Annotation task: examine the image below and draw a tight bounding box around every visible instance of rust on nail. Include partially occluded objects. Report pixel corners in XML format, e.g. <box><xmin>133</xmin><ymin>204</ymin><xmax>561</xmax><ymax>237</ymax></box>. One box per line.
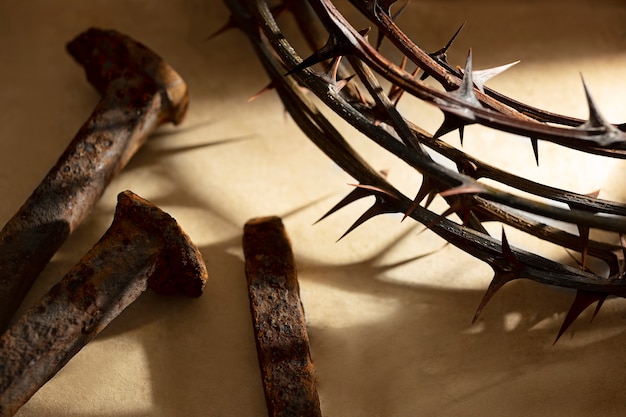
<box><xmin>243</xmin><ymin>216</ymin><xmax>322</xmax><ymax>417</ymax></box>
<box><xmin>0</xmin><ymin>191</ymin><xmax>207</xmax><ymax>417</ymax></box>
<box><xmin>0</xmin><ymin>28</ymin><xmax>189</xmax><ymax>330</ymax></box>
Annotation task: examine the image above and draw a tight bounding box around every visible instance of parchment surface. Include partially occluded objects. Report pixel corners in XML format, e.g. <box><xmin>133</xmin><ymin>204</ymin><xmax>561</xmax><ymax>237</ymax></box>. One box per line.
<box><xmin>2</xmin><ymin>1</ymin><xmax>626</xmax><ymax>416</ymax></box>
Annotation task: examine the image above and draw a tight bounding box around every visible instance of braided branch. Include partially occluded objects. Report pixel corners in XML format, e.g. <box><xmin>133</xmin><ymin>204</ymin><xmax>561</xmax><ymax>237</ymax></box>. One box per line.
<box><xmin>222</xmin><ymin>0</ymin><xmax>626</xmax><ymax>339</ymax></box>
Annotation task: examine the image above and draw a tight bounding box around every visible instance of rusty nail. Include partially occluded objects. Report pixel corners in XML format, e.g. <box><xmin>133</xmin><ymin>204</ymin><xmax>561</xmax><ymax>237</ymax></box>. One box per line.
<box><xmin>0</xmin><ymin>28</ymin><xmax>189</xmax><ymax>330</ymax></box>
<box><xmin>243</xmin><ymin>216</ymin><xmax>322</xmax><ymax>417</ymax></box>
<box><xmin>0</xmin><ymin>190</ymin><xmax>207</xmax><ymax>417</ymax></box>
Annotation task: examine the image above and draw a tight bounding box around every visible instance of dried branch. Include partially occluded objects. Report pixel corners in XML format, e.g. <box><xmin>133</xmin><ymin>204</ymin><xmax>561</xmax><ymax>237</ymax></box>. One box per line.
<box><xmin>222</xmin><ymin>0</ymin><xmax>626</xmax><ymax>338</ymax></box>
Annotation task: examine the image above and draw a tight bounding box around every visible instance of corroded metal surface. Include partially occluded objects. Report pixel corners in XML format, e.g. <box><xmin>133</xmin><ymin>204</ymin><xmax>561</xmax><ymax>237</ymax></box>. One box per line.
<box><xmin>243</xmin><ymin>216</ymin><xmax>322</xmax><ymax>417</ymax></box>
<box><xmin>0</xmin><ymin>28</ymin><xmax>188</xmax><ymax>330</ymax></box>
<box><xmin>0</xmin><ymin>191</ymin><xmax>207</xmax><ymax>417</ymax></box>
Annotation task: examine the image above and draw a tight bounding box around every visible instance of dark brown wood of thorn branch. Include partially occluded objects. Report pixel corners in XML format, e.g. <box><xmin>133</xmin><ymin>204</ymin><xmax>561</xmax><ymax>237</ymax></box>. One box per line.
<box><xmin>223</xmin><ymin>0</ymin><xmax>626</xmax><ymax>324</ymax></box>
<box><xmin>243</xmin><ymin>216</ymin><xmax>322</xmax><ymax>417</ymax></box>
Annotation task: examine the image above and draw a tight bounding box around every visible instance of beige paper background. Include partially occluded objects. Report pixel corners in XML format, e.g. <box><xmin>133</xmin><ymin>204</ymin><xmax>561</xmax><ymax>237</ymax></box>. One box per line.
<box><xmin>2</xmin><ymin>1</ymin><xmax>626</xmax><ymax>416</ymax></box>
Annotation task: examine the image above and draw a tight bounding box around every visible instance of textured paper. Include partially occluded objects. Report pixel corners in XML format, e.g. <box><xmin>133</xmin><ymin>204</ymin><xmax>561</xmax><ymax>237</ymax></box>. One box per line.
<box><xmin>1</xmin><ymin>1</ymin><xmax>626</xmax><ymax>416</ymax></box>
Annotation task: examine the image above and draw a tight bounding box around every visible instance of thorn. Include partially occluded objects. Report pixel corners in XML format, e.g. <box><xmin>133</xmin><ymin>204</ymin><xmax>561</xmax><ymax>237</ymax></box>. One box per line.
<box><xmin>453</xmin><ymin>49</ymin><xmax>481</xmax><ymax>106</ymax></box>
<box><xmin>388</xmin><ymin>55</ymin><xmax>408</xmax><ymax>103</ymax></box>
<box><xmin>349</xmin><ymin>182</ymin><xmax>396</xmax><ymax>198</ymax></box>
<box><xmin>434</xmin><ymin>50</ymin><xmax>481</xmax><ymax>140</ymax></box>
<box><xmin>586</xmin><ymin>190</ymin><xmax>601</xmax><ymax>199</ymax></box>
<box><xmin>285</xmin><ymin>41</ymin><xmax>338</xmax><ymax>76</ymax></box>
<box><xmin>590</xmin><ymin>296</ymin><xmax>606</xmax><ymax>322</ymax></box>
<box><xmin>325</xmin><ymin>56</ymin><xmax>343</xmax><ymax>84</ymax></box>
<box><xmin>285</xmin><ymin>29</ymin><xmax>362</xmax><ymax>76</ymax></box>
<box><xmin>473</xmin><ymin>270</ymin><xmax>517</xmax><ymax>323</ymax></box>
<box><xmin>377</xmin><ymin>0</ymin><xmax>400</xmax><ymax>16</ymax></box>
<box><xmin>433</xmin><ymin>112</ymin><xmax>469</xmax><ymax>142</ymax></box>
<box><xmin>576</xmin><ymin>224</ymin><xmax>590</xmax><ymax>270</ymax></box>
<box><xmin>612</xmin><ymin>234</ymin><xmax>626</xmax><ymax>277</ymax></box>
<box><xmin>438</xmin><ymin>183</ymin><xmax>486</xmax><ymax>198</ymax></box>
<box><xmin>315</xmin><ymin>177</ymin><xmax>395</xmax><ymax>225</ymax></box>
<box><xmin>423</xmin><ymin>188</ymin><xmax>438</xmax><ymax>209</ymax></box>
<box><xmin>248</xmin><ymin>79</ymin><xmax>312</xmax><ymax>102</ymax></box>
<box><xmin>500</xmin><ymin>227</ymin><xmax>520</xmax><ymax>267</ymax></box>
<box><xmin>554</xmin><ymin>291</ymin><xmax>605</xmax><ymax>344</ymax></box>
<box><xmin>580</xmin><ymin>75</ymin><xmax>611</xmax><ymax>129</ymax></box>
<box><xmin>435</xmin><ymin>21</ymin><xmax>466</xmax><ymax>63</ymax></box>
<box><xmin>334</xmin><ymin>73</ymin><xmax>357</xmax><ymax>93</ymax></box>
<box><xmin>337</xmin><ymin>194</ymin><xmax>399</xmax><ymax>241</ymax></box>
<box><xmin>456</xmin><ymin>159</ymin><xmax>480</xmax><ymax>179</ymax></box>
<box><xmin>375</xmin><ymin>0</ymin><xmax>410</xmax><ymax>50</ymax></box>
<box><xmin>421</xmin><ymin>21</ymin><xmax>466</xmax><ymax>81</ymax></box>
<box><xmin>207</xmin><ymin>2</ymin><xmax>291</xmax><ymax>41</ymax></box>
<box><xmin>248</xmin><ymin>80</ymin><xmax>276</xmax><ymax>102</ymax></box>
<box><xmin>353</xmin><ymin>83</ymin><xmax>369</xmax><ymax>106</ymax></box>
<box><xmin>402</xmin><ymin>176</ymin><xmax>440</xmax><ymax>221</ymax></box>
<box><xmin>473</xmin><ymin>228</ymin><xmax>521</xmax><ymax>323</ymax></box>
<box><xmin>388</xmin><ymin>54</ymin><xmax>407</xmax><ymax>95</ymax></box>
<box><xmin>315</xmin><ymin>185</ymin><xmax>375</xmax><ymax>224</ymax></box>
<box><xmin>393</xmin><ymin>0</ymin><xmax>411</xmax><ymax>19</ymax></box>
<box><xmin>471</xmin><ymin>61</ymin><xmax>520</xmax><ymax>93</ymax></box>
<box><xmin>321</xmin><ymin>59</ymin><xmax>357</xmax><ymax>94</ymax></box>
<box><xmin>578</xmin><ymin>75</ymin><xmax>624</xmax><ymax>146</ymax></box>
<box><xmin>530</xmin><ymin>137</ymin><xmax>539</xmax><ymax>166</ymax></box>
<box><xmin>422</xmin><ymin>186</ymin><xmax>481</xmax><ymax>231</ymax></box>
<box><xmin>392</xmin><ymin>65</ymin><xmax>421</xmax><ymax>106</ymax></box>
<box><xmin>205</xmin><ymin>15</ymin><xmax>237</xmax><ymax>41</ymax></box>
<box><xmin>566</xmin><ymin>191</ymin><xmax>600</xmax><ymax>271</ymax></box>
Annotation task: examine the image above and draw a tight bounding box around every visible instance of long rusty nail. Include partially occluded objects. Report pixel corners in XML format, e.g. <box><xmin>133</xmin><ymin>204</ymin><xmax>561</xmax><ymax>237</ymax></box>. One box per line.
<box><xmin>0</xmin><ymin>190</ymin><xmax>207</xmax><ymax>417</ymax></box>
<box><xmin>243</xmin><ymin>216</ymin><xmax>322</xmax><ymax>417</ymax></box>
<box><xmin>0</xmin><ymin>28</ymin><xmax>189</xmax><ymax>330</ymax></box>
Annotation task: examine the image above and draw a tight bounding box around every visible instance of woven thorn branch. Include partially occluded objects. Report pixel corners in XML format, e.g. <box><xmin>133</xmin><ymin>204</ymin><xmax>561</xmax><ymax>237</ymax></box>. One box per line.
<box><xmin>220</xmin><ymin>0</ymin><xmax>626</xmax><ymax>341</ymax></box>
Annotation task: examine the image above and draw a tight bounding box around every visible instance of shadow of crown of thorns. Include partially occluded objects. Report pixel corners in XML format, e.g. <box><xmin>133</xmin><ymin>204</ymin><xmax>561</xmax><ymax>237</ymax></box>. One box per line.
<box><xmin>220</xmin><ymin>0</ymin><xmax>626</xmax><ymax>342</ymax></box>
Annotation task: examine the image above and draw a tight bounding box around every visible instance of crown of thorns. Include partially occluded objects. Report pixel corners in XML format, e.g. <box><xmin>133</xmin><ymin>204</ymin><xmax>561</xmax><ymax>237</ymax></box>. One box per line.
<box><xmin>221</xmin><ymin>0</ymin><xmax>626</xmax><ymax>341</ymax></box>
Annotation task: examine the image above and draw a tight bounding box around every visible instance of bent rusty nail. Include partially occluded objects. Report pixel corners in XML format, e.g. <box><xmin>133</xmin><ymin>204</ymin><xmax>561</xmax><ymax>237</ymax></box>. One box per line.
<box><xmin>0</xmin><ymin>190</ymin><xmax>207</xmax><ymax>417</ymax></box>
<box><xmin>0</xmin><ymin>28</ymin><xmax>188</xmax><ymax>330</ymax></box>
<box><xmin>243</xmin><ymin>216</ymin><xmax>322</xmax><ymax>417</ymax></box>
